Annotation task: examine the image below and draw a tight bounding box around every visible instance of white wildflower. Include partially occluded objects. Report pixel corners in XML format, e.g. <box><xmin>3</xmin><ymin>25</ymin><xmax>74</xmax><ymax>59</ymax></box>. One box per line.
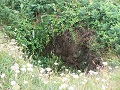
<box><xmin>89</xmin><ymin>70</ymin><xmax>94</xmax><ymax>75</ymax></box>
<box><xmin>53</xmin><ymin>81</ymin><xmax>57</xmax><ymax>84</ymax></box>
<box><xmin>32</xmin><ymin>75</ymin><xmax>35</xmax><ymax>77</ymax></box>
<box><xmin>39</xmin><ymin>74</ymin><xmax>43</xmax><ymax>77</ymax></box>
<box><xmin>40</xmin><ymin>68</ymin><xmax>45</xmax><ymax>73</ymax></box>
<box><xmin>15</xmin><ymin>70</ymin><xmax>20</xmax><ymax>73</ymax></box>
<box><xmin>65</xmin><ymin>69</ymin><xmax>69</xmax><ymax>72</ymax></box>
<box><xmin>54</xmin><ymin>62</ymin><xmax>58</xmax><ymax>65</ymax></box>
<box><xmin>15</xmin><ymin>73</ymin><xmax>18</xmax><ymax>78</ymax></box>
<box><xmin>43</xmin><ymin>80</ymin><xmax>49</xmax><ymax>84</ymax></box>
<box><xmin>68</xmin><ymin>86</ymin><xmax>75</xmax><ymax>90</ymax></box>
<box><xmin>62</xmin><ymin>77</ymin><xmax>69</xmax><ymax>82</ymax></box>
<box><xmin>20</xmin><ymin>67</ymin><xmax>26</xmax><ymax>72</ymax></box>
<box><xmin>72</xmin><ymin>74</ymin><xmax>79</xmax><ymax>79</ymax></box>
<box><xmin>27</xmin><ymin>67</ymin><xmax>33</xmax><ymax>72</ymax></box>
<box><xmin>8</xmin><ymin>53</ymin><xmax>12</xmax><ymax>56</ymax></box>
<box><xmin>102</xmin><ymin>85</ymin><xmax>106</xmax><ymax>90</ymax></box>
<box><xmin>14</xmin><ymin>46</ymin><xmax>19</xmax><ymax>50</ymax></box>
<box><xmin>102</xmin><ymin>62</ymin><xmax>108</xmax><ymax>66</ymax></box>
<box><xmin>96</xmin><ymin>77</ymin><xmax>100</xmax><ymax>81</ymax></box>
<box><xmin>11</xmin><ymin>39</ymin><xmax>16</xmax><ymax>43</ymax></box>
<box><xmin>14</xmin><ymin>63</ymin><xmax>19</xmax><ymax>67</ymax></box>
<box><xmin>72</xmin><ymin>73</ymin><xmax>75</xmax><ymax>75</ymax></box>
<box><xmin>102</xmin><ymin>79</ymin><xmax>106</xmax><ymax>82</ymax></box>
<box><xmin>10</xmin><ymin>81</ymin><xmax>16</xmax><ymax>86</ymax></box>
<box><xmin>12</xmin><ymin>84</ymin><xmax>20</xmax><ymax>90</ymax></box>
<box><xmin>1</xmin><ymin>73</ymin><xmax>5</xmax><ymax>78</ymax></box>
<box><xmin>24</xmin><ymin>80</ymin><xmax>28</xmax><ymax>84</ymax></box>
<box><xmin>96</xmin><ymin>66</ymin><xmax>100</xmax><ymax>70</ymax></box>
<box><xmin>38</xmin><ymin>61</ymin><xmax>41</xmax><ymax>63</ymax></box>
<box><xmin>60</xmin><ymin>73</ymin><xmax>64</xmax><ymax>77</ymax></box>
<box><xmin>81</xmin><ymin>81</ymin><xmax>86</xmax><ymax>85</ymax></box>
<box><xmin>19</xmin><ymin>55</ymin><xmax>22</xmax><ymax>59</ymax></box>
<box><xmin>46</xmin><ymin>68</ymin><xmax>52</xmax><ymax>72</ymax></box>
<box><xmin>115</xmin><ymin>66</ymin><xmax>119</xmax><ymax>69</ymax></box>
<box><xmin>11</xmin><ymin>63</ymin><xmax>19</xmax><ymax>71</ymax></box>
<box><xmin>45</xmin><ymin>74</ymin><xmax>49</xmax><ymax>77</ymax></box>
<box><xmin>26</xmin><ymin>63</ymin><xmax>33</xmax><ymax>68</ymax></box>
<box><xmin>78</xmin><ymin>70</ymin><xmax>81</xmax><ymax>73</ymax></box>
<box><xmin>9</xmin><ymin>39</ymin><xmax>16</xmax><ymax>45</ymax></box>
<box><xmin>10</xmin><ymin>48</ymin><xmax>15</xmax><ymax>51</ymax></box>
<box><xmin>59</xmin><ymin>84</ymin><xmax>68</xmax><ymax>90</ymax></box>
<box><xmin>38</xmin><ymin>77</ymin><xmax>41</xmax><ymax>79</ymax></box>
<box><xmin>79</xmin><ymin>73</ymin><xmax>83</xmax><ymax>76</ymax></box>
<box><xmin>93</xmin><ymin>72</ymin><xmax>98</xmax><ymax>75</ymax></box>
<box><xmin>83</xmin><ymin>79</ymin><xmax>87</xmax><ymax>82</ymax></box>
<box><xmin>15</xmin><ymin>28</ymin><xmax>17</xmax><ymax>31</ymax></box>
<box><xmin>109</xmin><ymin>66</ymin><xmax>112</xmax><ymax>70</ymax></box>
<box><xmin>22</xmin><ymin>44</ymin><xmax>26</xmax><ymax>47</ymax></box>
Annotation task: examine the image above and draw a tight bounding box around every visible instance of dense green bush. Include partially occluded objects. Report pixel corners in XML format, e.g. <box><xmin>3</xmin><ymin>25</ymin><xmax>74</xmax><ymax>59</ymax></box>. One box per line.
<box><xmin>0</xmin><ymin>0</ymin><xmax>120</xmax><ymax>67</ymax></box>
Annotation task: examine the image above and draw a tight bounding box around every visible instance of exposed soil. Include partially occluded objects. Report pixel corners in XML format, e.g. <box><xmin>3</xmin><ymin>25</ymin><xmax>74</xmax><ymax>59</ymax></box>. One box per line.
<box><xmin>44</xmin><ymin>28</ymin><xmax>102</xmax><ymax>72</ymax></box>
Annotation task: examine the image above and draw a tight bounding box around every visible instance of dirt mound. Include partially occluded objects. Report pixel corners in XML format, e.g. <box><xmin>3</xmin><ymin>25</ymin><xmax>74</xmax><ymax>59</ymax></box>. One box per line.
<box><xmin>44</xmin><ymin>28</ymin><xmax>102</xmax><ymax>72</ymax></box>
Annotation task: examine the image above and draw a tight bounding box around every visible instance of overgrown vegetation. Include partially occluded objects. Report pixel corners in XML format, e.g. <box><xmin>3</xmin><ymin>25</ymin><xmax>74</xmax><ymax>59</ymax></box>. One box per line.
<box><xmin>0</xmin><ymin>0</ymin><xmax>120</xmax><ymax>89</ymax></box>
<box><xmin>0</xmin><ymin>37</ymin><xmax>120</xmax><ymax>90</ymax></box>
<box><xmin>0</xmin><ymin>34</ymin><xmax>120</xmax><ymax>90</ymax></box>
<box><xmin>0</xmin><ymin>0</ymin><xmax>120</xmax><ymax>69</ymax></box>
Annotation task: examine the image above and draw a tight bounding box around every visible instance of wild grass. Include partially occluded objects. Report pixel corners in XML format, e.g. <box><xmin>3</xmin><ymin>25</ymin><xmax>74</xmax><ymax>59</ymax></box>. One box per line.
<box><xmin>0</xmin><ymin>30</ymin><xmax>120</xmax><ymax>90</ymax></box>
